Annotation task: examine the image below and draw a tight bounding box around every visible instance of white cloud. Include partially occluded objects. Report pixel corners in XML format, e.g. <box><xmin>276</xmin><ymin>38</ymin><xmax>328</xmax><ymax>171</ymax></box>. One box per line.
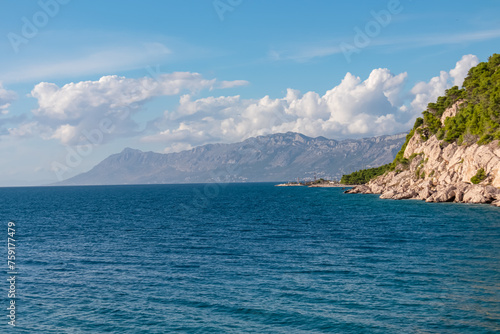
<box><xmin>11</xmin><ymin>72</ymin><xmax>246</xmax><ymax>145</ymax></box>
<box><xmin>144</xmin><ymin>54</ymin><xmax>481</xmax><ymax>152</ymax></box>
<box><xmin>217</xmin><ymin>80</ymin><xmax>249</xmax><ymax>89</ymax></box>
<box><xmin>50</xmin><ymin>124</ymin><xmax>78</xmax><ymax>143</ymax></box>
<box><xmin>31</xmin><ymin>73</ymin><xmax>219</xmax><ymax>120</ymax></box>
<box><xmin>410</xmin><ymin>54</ymin><xmax>478</xmax><ymax>113</ymax></box>
<box><xmin>12</xmin><ymin>54</ymin><xmax>481</xmax><ymax>155</ymax></box>
<box><xmin>449</xmin><ymin>54</ymin><xmax>479</xmax><ymax>86</ymax></box>
<box><xmin>163</xmin><ymin>142</ymin><xmax>194</xmax><ymax>153</ymax></box>
<box><xmin>143</xmin><ymin>68</ymin><xmax>410</xmax><ymax>149</ymax></box>
<box><xmin>0</xmin><ymin>83</ymin><xmax>17</xmax><ymax>114</ymax></box>
<box><xmin>410</xmin><ymin>70</ymin><xmax>450</xmax><ymax>114</ymax></box>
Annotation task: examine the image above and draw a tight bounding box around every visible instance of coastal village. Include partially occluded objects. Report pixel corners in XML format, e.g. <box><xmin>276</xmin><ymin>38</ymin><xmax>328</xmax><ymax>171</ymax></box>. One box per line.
<box><xmin>275</xmin><ymin>175</ymin><xmax>352</xmax><ymax>188</ymax></box>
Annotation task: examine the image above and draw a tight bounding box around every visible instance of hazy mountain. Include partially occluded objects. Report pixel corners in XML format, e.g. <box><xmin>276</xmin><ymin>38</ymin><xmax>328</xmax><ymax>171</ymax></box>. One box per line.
<box><xmin>55</xmin><ymin>132</ymin><xmax>407</xmax><ymax>185</ymax></box>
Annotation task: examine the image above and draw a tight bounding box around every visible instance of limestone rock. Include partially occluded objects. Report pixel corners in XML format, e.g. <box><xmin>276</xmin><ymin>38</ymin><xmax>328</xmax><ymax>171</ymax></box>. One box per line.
<box><xmin>346</xmin><ymin>102</ymin><xmax>500</xmax><ymax>207</ymax></box>
<box><xmin>463</xmin><ymin>185</ymin><xmax>500</xmax><ymax>204</ymax></box>
<box><xmin>345</xmin><ymin>185</ymin><xmax>371</xmax><ymax>194</ymax></box>
<box><xmin>440</xmin><ymin>100</ymin><xmax>464</xmax><ymax>125</ymax></box>
<box><xmin>380</xmin><ymin>190</ymin><xmax>396</xmax><ymax>199</ymax></box>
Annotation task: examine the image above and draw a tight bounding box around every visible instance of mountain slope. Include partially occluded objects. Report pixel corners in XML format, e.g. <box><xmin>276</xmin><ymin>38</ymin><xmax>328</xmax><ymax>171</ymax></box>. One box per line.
<box><xmin>346</xmin><ymin>54</ymin><xmax>500</xmax><ymax>206</ymax></box>
<box><xmin>55</xmin><ymin>132</ymin><xmax>406</xmax><ymax>185</ymax></box>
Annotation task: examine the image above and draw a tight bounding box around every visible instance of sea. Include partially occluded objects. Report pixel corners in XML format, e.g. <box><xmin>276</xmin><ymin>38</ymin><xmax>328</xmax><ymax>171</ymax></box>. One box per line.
<box><xmin>1</xmin><ymin>183</ymin><xmax>499</xmax><ymax>333</ymax></box>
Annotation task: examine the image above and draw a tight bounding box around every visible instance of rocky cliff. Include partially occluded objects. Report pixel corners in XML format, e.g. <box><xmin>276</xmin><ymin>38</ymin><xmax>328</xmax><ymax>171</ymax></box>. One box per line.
<box><xmin>346</xmin><ymin>54</ymin><xmax>500</xmax><ymax>207</ymax></box>
<box><xmin>347</xmin><ymin>119</ymin><xmax>500</xmax><ymax>206</ymax></box>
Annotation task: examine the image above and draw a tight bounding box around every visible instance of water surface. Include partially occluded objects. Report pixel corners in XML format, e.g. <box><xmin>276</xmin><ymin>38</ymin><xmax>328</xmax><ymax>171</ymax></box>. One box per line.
<box><xmin>1</xmin><ymin>184</ymin><xmax>499</xmax><ymax>333</ymax></box>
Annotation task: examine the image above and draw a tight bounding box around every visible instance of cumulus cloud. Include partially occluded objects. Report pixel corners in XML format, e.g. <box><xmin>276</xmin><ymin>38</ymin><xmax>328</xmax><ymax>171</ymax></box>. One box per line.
<box><xmin>144</xmin><ymin>55</ymin><xmax>480</xmax><ymax>152</ymax></box>
<box><xmin>410</xmin><ymin>70</ymin><xmax>450</xmax><ymax>115</ymax></box>
<box><xmin>449</xmin><ymin>54</ymin><xmax>479</xmax><ymax>86</ymax></box>
<box><xmin>410</xmin><ymin>54</ymin><xmax>479</xmax><ymax>113</ymax></box>
<box><xmin>10</xmin><ymin>54</ymin><xmax>481</xmax><ymax>154</ymax></box>
<box><xmin>18</xmin><ymin>72</ymin><xmax>247</xmax><ymax>144</ymax></box>
<box><xmin>0</xmin><ymin>83</ymin><xmax>17</xmax><ymax>114</ymax></box>
<box><xmin>32</xmin><ymin>73</ymin><xmax>224</xmax><ymax>120</ymax></box>
<box><xmin>143</xmin><ymin>68</ymin><xmax>410</xmax><ymax>148</ymax></box>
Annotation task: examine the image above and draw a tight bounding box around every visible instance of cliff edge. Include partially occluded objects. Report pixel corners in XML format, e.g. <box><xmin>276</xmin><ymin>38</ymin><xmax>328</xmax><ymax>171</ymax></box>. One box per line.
<box><xmin>346</xmin><ymin>54</ymin><xmax>500</xmax><ymax>207</ymax></box>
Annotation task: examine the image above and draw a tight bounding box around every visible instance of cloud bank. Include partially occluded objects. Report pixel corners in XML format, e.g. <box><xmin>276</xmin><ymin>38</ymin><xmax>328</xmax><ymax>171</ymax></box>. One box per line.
<box><xmin>144</xmin><ymin>69</ymin><xmax>408</xmax><ymax>147</ymax></box>
<box><xmin>6</xmin><ymin>54</ymin><xmax>479</xmax><ymax>153</ymax></box>
<box><xmin>144</xmin><ymin>54</ymin><xmax>479</xmax><ymax>150</ymax></box>
<box><xmin>20</xmin><ymin>72</ymin><xmax>248</xmax><ymax>144</ymax></box>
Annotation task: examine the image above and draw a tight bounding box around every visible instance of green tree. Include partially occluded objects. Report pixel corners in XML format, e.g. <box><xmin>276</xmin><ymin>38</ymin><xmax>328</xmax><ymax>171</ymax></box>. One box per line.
<box><xmin>341</xmin><ymin>54</ymin><xmax>500</xmax><ymax>185</ymax></box>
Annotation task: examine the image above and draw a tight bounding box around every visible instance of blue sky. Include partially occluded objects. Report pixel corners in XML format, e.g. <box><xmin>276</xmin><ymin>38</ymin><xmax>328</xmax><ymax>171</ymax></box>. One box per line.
<box><xmin>0</xmin><ymin>0</ymin><xmax>499</xmax><ymax>186</ymax></box>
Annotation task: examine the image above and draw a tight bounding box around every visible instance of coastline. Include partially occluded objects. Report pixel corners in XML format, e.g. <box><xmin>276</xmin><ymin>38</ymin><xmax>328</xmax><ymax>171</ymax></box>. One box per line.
<box><xmin>308</xmin><ymin>183</ymin><xmax>354</xmax><ymax>188</ymax></box>
<box><xmin>275</xmin><ymin>183</ymin><xmax>355</xmax><ymax>188</ymax></box>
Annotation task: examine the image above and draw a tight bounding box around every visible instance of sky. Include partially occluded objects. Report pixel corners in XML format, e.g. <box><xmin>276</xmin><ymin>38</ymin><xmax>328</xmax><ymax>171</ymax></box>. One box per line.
<box><xmin>0</xmin><ymin>0</ymin><xmax>499</xmax><ymax>186</ymax></box>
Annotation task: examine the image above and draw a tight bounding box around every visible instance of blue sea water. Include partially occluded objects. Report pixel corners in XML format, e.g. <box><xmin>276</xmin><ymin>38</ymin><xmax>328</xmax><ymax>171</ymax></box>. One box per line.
<box><xmin>1</xmin><ymin>183</ymin><xmax>499</xmax><ymax>333</ymax></box>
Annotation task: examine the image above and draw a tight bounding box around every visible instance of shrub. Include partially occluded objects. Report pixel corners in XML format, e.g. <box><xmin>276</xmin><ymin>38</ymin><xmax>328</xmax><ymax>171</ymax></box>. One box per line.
<box><xmin>412</xmin><ymin>54</ymin><xmax>500</xmax><ymax>146</ymax></box>
<box><xmin>341</xmin><ymin>163</ymin><xmax>392</xmax><ymax>185</ymax></box>
<box><xmin>442</xmin><ymin>54</ymin><xmax>500</xmax><ymax>145</ymax></box>
<box><xmin>346</xmin><ymin>55</ymin><xmax>499</xmax><ymax>188</ymax></box>
<box><xmin>413</xmin><ymin>117</ymin><xmax>424</xmax><ymax>129</ymax></box>
<box><xmin>391</xmin><ymin>129</ymin><xmax>415</xmax><ymax>169</ymax></box>
<box><xmin>471</xmin><ymin>168</ymin><xmax>487</xmax><ymax>184</ymax></box>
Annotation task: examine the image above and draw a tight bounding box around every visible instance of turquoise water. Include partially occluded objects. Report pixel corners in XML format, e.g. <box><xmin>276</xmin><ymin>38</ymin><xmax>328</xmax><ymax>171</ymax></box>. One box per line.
<box><xmin>1</xmin><ymin>184</ymin><xmax>500</xmax><ymax>333</ymax></box>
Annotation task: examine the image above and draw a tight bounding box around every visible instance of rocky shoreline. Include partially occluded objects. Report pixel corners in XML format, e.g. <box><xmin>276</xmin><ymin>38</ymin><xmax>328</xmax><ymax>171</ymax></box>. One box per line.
<box><xmin>308</xmin><ymin>183</ymin><xmax>352</xmax><ymax>188</ymax></box>
<box><xmin>346</xmin><ymin>101</ymin><xmax>500</xmax><ymax>207</ymax></box>
<box><xmin>276</xmin><ymin>182</ymin><xmax>353</xmax><ymax>188</ymax></box>
<box><xmin>346</xmin><ymin>181</ymin><xmax>500</xmax><ymax>207</ymax></box>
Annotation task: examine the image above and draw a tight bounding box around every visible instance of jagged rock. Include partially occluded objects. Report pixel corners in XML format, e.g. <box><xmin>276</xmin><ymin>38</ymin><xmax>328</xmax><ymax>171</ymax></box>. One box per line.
<box><xmin>427</xmin><ymin>185</ymin><xmax>456</xmax><ymax>203</ymax></box>
<box><xmin>417</xmin><ymin>186</ymin><xmax>432</xmax><ymax>200</ymax></box>
<box><xmin>346</xmin><ymin>102</ymin><xmax>500</xmax><ymax>207</ymax></box>
<box><xmin>463</xmin><ymin>185</ymin><xmax>500</xmax><ymax>204</ymax></box>
<box><xmin>393</xmin><ymin>190</ymin><xmax>418</xmax><ymax>200</ymax></box>
<box><xmin>345</xmin><ymin>185</ymin><xmax>371</xmax><ymax>194</ymax></box>
<box><xmin>454</xmin><ymin>182</ymin><xmax>471</xmax><ymax>202</ymax></box>
<box><xmin>486</xmin><ymin>185</ymin><xmax>500</xmax><ymax>199</ymax></box>
<box><xmin>440</xmin><ymin>100</ymin><xmax>464</xmax><ymax>125</ymax></box>
<box><xmin>380</xmin><ymin>190</ymin><xmax>397</xmax><ymax>199</ymax></box>
<box><xmin>369</xmin><ymin>183</ymin><xmax>386</xmax><ymax>194</ymax></box>
<box><xmin>463</xmin><ymin>186</ymin><xmax>491</xmax><ymax>204</ymax></box>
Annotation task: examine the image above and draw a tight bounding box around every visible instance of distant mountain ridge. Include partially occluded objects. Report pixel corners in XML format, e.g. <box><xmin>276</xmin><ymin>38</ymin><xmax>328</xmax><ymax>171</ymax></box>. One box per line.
<box><xmin>54</xmin><ymin>132</ymin><xmax>406</xmax><ymax>185</ymax></box>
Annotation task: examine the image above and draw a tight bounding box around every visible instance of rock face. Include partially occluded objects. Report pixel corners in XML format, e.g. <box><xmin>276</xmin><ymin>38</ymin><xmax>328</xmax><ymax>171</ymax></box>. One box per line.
<box><xmin>440</xmin><ymin>99</ymin><xmax>464</xmax><ymax>125</ymax></box>
<box><xmin>346</xmin><ymin>103</ymin><xmax>500</xmax><ymax>207</ymax></box>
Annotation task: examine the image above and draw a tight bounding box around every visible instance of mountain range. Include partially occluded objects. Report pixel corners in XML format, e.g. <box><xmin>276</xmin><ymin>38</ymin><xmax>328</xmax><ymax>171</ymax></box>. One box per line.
<box><xmin>55</xmin><ymin>132</ymin><xmax>406</xmax><ymax>185</ymax></box>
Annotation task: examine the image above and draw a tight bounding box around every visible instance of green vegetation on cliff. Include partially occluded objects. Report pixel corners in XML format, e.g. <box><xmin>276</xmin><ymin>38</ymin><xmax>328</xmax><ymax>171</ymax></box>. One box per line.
<box><xmin>340</xmin><ymin>163</ymin><xmax>392</xmax><ymax>185</ymax></box>
<box><xmin>341</xmin><ymin>54</ymin><xmax>500</xmax><ymax>184</ymax></box>
<box><xmin>420</xmin><ymin>54</ymin><xmax>500</xmax><ymax>144</ymax></box>
<box><xmin>471</xmin><ymin>168</ymin><xmax>487</xmax><ymax>184</ymax></box>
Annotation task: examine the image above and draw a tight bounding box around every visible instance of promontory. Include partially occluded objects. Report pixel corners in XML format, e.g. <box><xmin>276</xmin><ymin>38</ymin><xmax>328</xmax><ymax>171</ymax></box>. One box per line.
<box><xmin>345</xmin><ymin>54</ymin><xmax>500</xmax><ymax>207</ymax></box>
